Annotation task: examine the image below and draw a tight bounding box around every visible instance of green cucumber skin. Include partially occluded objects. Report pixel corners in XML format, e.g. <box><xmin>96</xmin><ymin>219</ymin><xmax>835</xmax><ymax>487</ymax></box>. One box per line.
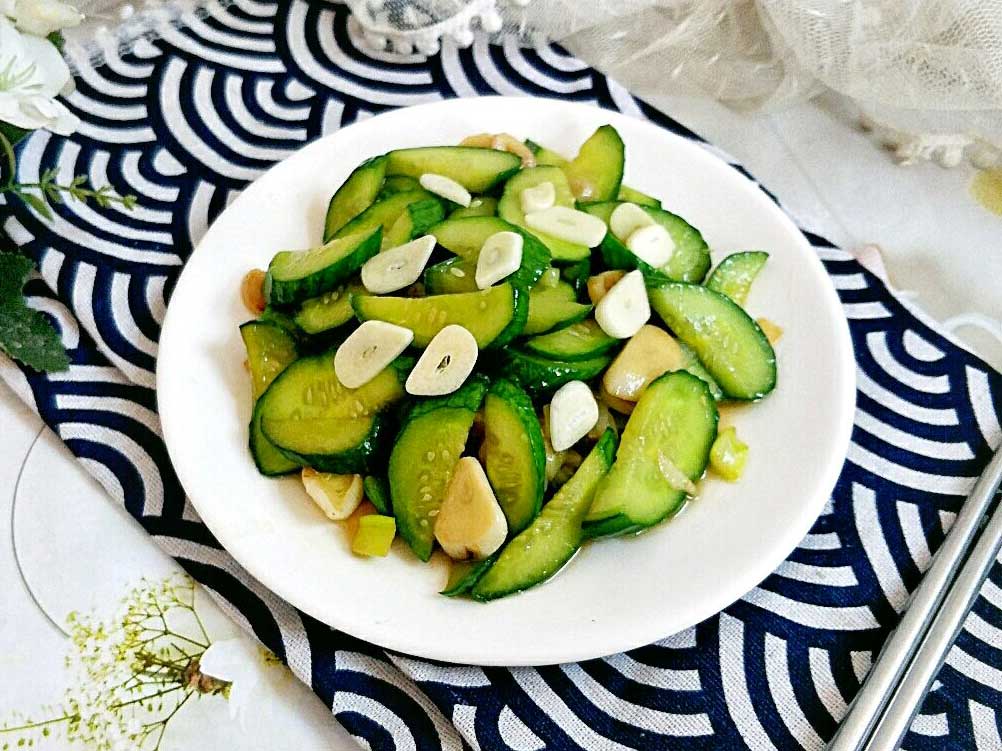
<box><xmin>386</xmin><ymin>147</ymin><xmax>521</xmax><ymax>192</ymax></box>
<box><xmin>323</xmin><ymin>155</ymin><xmax>387</xmax><ymax>241</ymax></box>
<box><xmin>471</xmin><ymin>429</ymin><xmax>617</xmax><ymax>601</ymax></box>
<box><xmin>524</xmin><ymin>139</ymin><xmax>568</xmax><ymax>167</ymax></box>
<box><xmin>423</xmin><ymin>257</ymin><xmax>479</xmax><ymax>294</ymax></box>
<box><xmin>331</xmin><ymin>190</ymin><xmax>432</xmax><ymax>242</ymax></box>
<box><xmin>580</xmin><ymin>202</ymin><xmax>711</xmax><ymax>284</ymax></box>
<box><xmin>293</xmin><ymin>285</ymin><xmax>359</xmax><ymax>335</ymax></box>
<box><xmin>563</xmin><ymin>125</ymin><xmax>625</xmax><ymax>203</ymax></box>
<box><xmin>616</xmin><ymin>184</ymin><xmax>661</xmax><ymax>208</ymax></box>
<box><xmin>273</xmin><ymin>414</ymin><xmax>393</xmax><ymax>475</ymax></box>
<box><xmin>524</xmin><ymin>319</ymin><xmax>619</xmax><ymax>361</ymax></box>
<box><xmin>266</xmin><ymin>227</ymin><xmax>382</xmax><ymax>307</ymax></box>
<box><xmin>384</xmin><ymin>198</ymin><xmax>445</xmax><ymax>248</ymax></box>
<box><xmin>584</xmin><ymin>371</ymin><xmax>718</xmax><ymax>537</ymax></box>
<box><xmin>449</xmin><ymin>197</ymin><xmax>498</xmax><ymax>219</ymax></box>
<box><xmin>649</xmin><ymin>282</ymin><xmax>777</xmax><ymax>400</ymax></box>
<box><xmin>239</xmin><ymin>321</ymin><xmax>301</xmax><ymax>476</ymax></box>
<box><xmin>705</xmin><ymin>251</ymin><xmax>769</xmax><ymax>306</ymax></box>
<box><xmin>389</xmin><ymin>378</ymin><xmax>488</xmax><ymax>561</ymax></box>
<box><xmin>378</xmin><ymin>175</ymin><xmax>421</xmax><ymax>199</ymax></box>
<box><xmin>483</xmin><ymin>378</ymin><xmax>547</xmax><ymax>534</ymax></box>
<box><xmin>440</xmin><ymin>555</ymin><xmax>497</xmax><ymax>597</ymax></box>
<box><xmin>500</xmin><ymin>349</ymin><xmax>611</xmax><ymax>397</ymax></box>
<box><xmin>363</xmin><ymin>475</ymin><xmax>392</xmax><ymax>515</ymax></box>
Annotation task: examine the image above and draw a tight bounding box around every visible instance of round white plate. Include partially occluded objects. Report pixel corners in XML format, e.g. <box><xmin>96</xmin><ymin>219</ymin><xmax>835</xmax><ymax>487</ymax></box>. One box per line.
<box><xmin>158</xmin><ymin>97</ymin><xmax>855</xmax><ymax>666</ymax></box>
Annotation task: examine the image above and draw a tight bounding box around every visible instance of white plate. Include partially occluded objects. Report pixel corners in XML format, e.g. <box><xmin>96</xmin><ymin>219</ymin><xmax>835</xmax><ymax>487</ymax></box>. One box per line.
<box><xmin>157</xmin><ymin>97</ymin><xmax>855</xmax><ymax>666</ymax></box>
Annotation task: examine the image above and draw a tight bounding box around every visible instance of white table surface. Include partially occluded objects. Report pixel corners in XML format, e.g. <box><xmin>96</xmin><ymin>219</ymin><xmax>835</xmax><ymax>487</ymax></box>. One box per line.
<box><xmin>2</xmin><ymin>96</ymin><xmax>1000</xmax><ymax>749</ymax></box>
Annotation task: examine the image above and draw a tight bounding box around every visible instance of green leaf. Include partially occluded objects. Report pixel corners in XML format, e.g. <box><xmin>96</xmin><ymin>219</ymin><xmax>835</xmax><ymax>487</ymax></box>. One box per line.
<box><xmin>0</xmin><ymin>252</ymin><xmax>70</xmax><ymax>372</ymax></box>
<box><xmin>19</xmin><ymin>192</ymin><xmax>53</xmax><ymax>220</ymax></box>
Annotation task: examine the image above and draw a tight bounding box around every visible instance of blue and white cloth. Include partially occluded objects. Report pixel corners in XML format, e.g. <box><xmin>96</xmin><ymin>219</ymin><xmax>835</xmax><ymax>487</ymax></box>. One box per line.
<box><xmin>2</xmin><ymin>2</ymin><xmax>1001</xmax><ymax>748</ymax></box>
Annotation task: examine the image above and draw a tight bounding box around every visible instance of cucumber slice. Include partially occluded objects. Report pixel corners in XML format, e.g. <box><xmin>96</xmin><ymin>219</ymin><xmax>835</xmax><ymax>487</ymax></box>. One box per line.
<box><xmin>524</xmin><ymin>280</ymin><xmax>592</xmax><ymax>335</ymax></box>
<box><xmin>450</xmin><ymin>197</ymin><xmax>497</xmax><ymax>219</ymax></box>
<box><xmin>389</xmin><ymin>378</ymin><xmax>487</xmax><ymax>561</ymax></box>
<box><xmin>240</xmin><ymin>321</ymin><xmax>301</xmax><ymax>476</ymax></box>
<box><xmin>472</xmin><ymin>429</ymin><xmax>617</xmax><ymax>601</ymax></box>
<box><xmin>560</xmin><ymin>257</ymin><xmax>591</xmax><ymax>295</ymax></box>
<box><xmin>483</xmin><ymin>378</ymin><xmax>546</xmax><ymax>533</ymax></box>
<box><xmin>331</xmin><ymin>190</ymin><xmax>432</xmax><ymax>242</ymax></box>
<box><xmin>423</xmin><ymin>257</ymin><xmax>478</xmax><ymax>295</ymax></box>
<box><xmin>363</xmin><ymin>475</ymin><xmax>392</xmax><ymax>515</ymax></box>
<box><xmin>524</xmin><ymin>319</ymin><xmax>618</xmax><ymax>361</ymax></box>
<box><xmin>353</xmin><ymin>282</ymin><xmax>526</xmax><ymax>348</ymax></box>
<box><xmin>259</xmin><ymin>353</ymin><xmax>408</xmax><ymax>473</ymax></box>
<box><xmin>294</xmin><ymin>283</ymin><xmax>362</xmax><ymax>335</ymax></box>
<box><xmin>580</xmin><ymin>202</ymin><xmax>711</xmax><ymax>284</ymax></box>
<box><xmin>323</xmin><ymin>155</ymin><xmax>387</xmax><ymax>241</ymax></box>
<box><xmin>440</xmin><ymin>555</ymin><xmax>497</xmax><ymax>597</ymax></box>
<box><xmin>500</xmin><ymin>349</ymin><xmax>611</xmax><ymax>397</ymax></box>
<box><xmin>616</xmin><ymin>185</ymin><xmax>661</xmax><ymax>208</ymax></box>
<box><xmin>585</xmin><ymin>372</ymin><xmax>718</xmax><ymax>536</ymax></box>
<box><xmin>524</xmin><ymin>139</ymin><xmax>568</xmax><ymax>167</ymax></box>
<box><xmin>498</xmin><ymin>166</ymin><xmax>589</xmax><ymax>262</ymax></box>
<box><xmin>266</xmin><ymin>227</ymin><xmax>381</xmax><ymax>307</ymax></box>
<box><xmin>386</xmin><ymin>147</ymin><xmax>521</xmax><ymax>193</ymax></box>
<box><xmin>384</xmin><ymin>198</ymin><xmax>445</xmax><ymax>248</ymax></box>
<box><xmin>705</xmin><ymin>251</ymin><xmax>769</xmax><ymax>306</ymax></box>
<box><xmin>649</xmin><ymin>283</ymin><xmax>777</xmax><ymax>400</ymax></box>
<box><xmin>563</xmin><ymin>125</ymin><xmax>625</xmax><ymax>202</ymax></box>
<box><xmin>378</xmin><ymin>174</ymin><xmax>421</xmax><ymax>199</ymax></box>
<box><xmin>678</xmin><ymin>341</ymin><xmax>724</xmax><ymax>401</ymax></box>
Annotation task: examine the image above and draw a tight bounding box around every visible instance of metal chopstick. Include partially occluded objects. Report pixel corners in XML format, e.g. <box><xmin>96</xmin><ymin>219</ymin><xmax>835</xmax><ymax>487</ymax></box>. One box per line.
<box><xmin>863</xmin><ymin>465</ymin><xmax>1002</xmax><ymax>750</ymax></box>
<box><xmin>827</xmin><ymin>443</ymin><xmax>1002</xmax><ymax>751</ymax></box>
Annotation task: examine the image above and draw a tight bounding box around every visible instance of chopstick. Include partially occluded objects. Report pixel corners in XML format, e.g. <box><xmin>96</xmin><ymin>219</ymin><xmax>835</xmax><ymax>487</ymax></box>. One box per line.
<box><xmin>827</xmin><ymin>443</ymin><xmax>1002</xmax><ymax>751</ymax></box>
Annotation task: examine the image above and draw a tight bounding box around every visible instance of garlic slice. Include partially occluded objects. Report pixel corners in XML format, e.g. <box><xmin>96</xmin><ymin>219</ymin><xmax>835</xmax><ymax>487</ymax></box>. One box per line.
<box><xmin>301</xmin><ymin>469</ymin><xmax>364</xmax><ymax>520</ymax></box>
<box><xmin>524</xmin><ymin>206</ymin><xmax>607</xmax><ymax>247</ymax></box>
<box><xmin>475</xmin><ymin>231</ymin><xmax>523</xmax><ymax>289</ymax></box>
<box><xmin>609</xmin><ymin>201</ymin><xmax>654</xmax><ymax>241</ymax></box>
<box><xmin>419</xmin><ymin>173</ymin><xmax>472</xmax><ymax>207</ymax></box>
<box><xmin>520</xmin><ymin>181</ymin><xmax>556</xmax><ymax>213</ymax></box>
<box><xmin>361</xmin><ymin>234</ymin><xmax>436</xmax><ymax>294</ymax></box>
<box><xmin>405</xmin><ymin>324</ymin><xmax>478</xmax><ymax>396</ymax></box>
<box><xmin>548</xmin><ymin>380</ymin><xmax>599</xmax><ymax>452</ymax></box>
<box><xmin>334</xmin><ymin>320</ymin><xmax>413</xmax><ymax>389</ymax></box>
<box><xmin>626</xmin><ymin>224</ymin><xmax>675</xmax><ymax>267</ymax></box>
<box><xmin>594</xmin><ymin>269</ymin><xmax>650</xmax><ymax>339</ymax></box>
<box><xmin>434</xmin><ymin>457</ymin><xmax>508</xmax><ymax>560</ymax></box>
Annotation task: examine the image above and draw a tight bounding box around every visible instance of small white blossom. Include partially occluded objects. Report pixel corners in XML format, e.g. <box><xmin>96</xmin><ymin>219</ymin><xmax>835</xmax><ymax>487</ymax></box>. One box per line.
<box><xmin>0</xmin><ymin>16</ymin><xmax>78</xmax><ymax>133</ymax></box>
<box><xmin>9</xmin><ymin>0</ymin><xmax>82</xmax><ymax>37</ymax></box>
<box><xmin>200</xmin><ymin>637</ymin><xmax>282</xmax><ymax>722</ymax></box>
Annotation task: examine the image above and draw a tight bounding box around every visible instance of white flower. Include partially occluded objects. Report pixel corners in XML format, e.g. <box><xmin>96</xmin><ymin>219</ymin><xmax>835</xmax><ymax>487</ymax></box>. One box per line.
<box><xmin>200</xmin><ymin>637</ymin><xmax>283</xmax><ymax>723</ymax></box>
<box><xmin>0</xmin><ymin>16</ymin><xmax>78</xmax><ymax>134</ymax></box>
<box><xmin>9</xmin><ymin>0</ymin><xmax>82</xmax><ymax>37</ymax></box>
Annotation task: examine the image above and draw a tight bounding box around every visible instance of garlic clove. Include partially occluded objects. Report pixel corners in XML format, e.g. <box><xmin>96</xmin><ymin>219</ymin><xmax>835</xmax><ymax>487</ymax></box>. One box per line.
<box><xmin>523</xmin><ymin>206</ymin><xmax>607</xmax><ymax>247</ymax></box>
<box><xmin>301</xmin><ymin>469</ymin><xmax>364</xmax><ymax>520</ymax></box>
<box><xmin>405</xmin><ymin>324</ymin><xmax>479</xmax><ymax>396</ymax></box>
<box><xmin>475</xmin><ymin>231</ymin><xmax>523</xmax><ymax>289</ymax></box>
<box><xmin>548</xmin><ymin>380</ymin><xmax>599</xmax><ymax>452</ymax></box>
<box><xmin>434</xmin><ymin>457</ymin><xmax>508</xmax><ymax>560</ymax></box>
<box><xmin>609</xmin><ymin>201</ymin><xmax>654</xmax><ymax>241</ymax></box>
<box><xmin>626</xmin><ymin>224</ymin><xmax>674</xmax><ymax>267</ymax></box>
<box><xmin>586</xmin><ymin>269</ymin><xmax>626</xmax><ymax>305</ymax></box>
<box><xmin>334</xmin><ymin>320</ymin><xmax>414</xmax><ymax>389</ymax></box>
<box><xmin>419</xmin><ymin>172</ymin><xmax>472</xmax><ymax>207</ymax></box>
<box><xmin>361</xmin><ymin>235</ymin><xmax>436</xmax><ymax>294</ymax></box>
<box><xmin>520</xmin><ymin>181</ymin><xmax>556</xmax><ymax>213</ymax></box>
<box><xmin>594</xmin><ymin>269</ymin><xmax>650</xmax><ymax>339</ymax></box>
<box><xmin>602</xmin><ymin>324</ymin><xmax>685</xmax><ymax>401</ymax></box>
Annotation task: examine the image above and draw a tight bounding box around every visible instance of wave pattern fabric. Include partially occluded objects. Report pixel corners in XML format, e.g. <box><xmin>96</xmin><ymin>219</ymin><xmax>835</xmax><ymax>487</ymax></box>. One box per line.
<box><xmin>1</xmin><ymin>1</ymin><xmax>1001</xmax><ymax>748</ymax></box>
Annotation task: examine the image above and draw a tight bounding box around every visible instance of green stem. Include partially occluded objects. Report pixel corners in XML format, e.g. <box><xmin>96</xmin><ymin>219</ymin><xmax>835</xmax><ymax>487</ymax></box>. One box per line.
<box><xmin>0</xmin><ymin>130</ymin><xmax>15</xmax><ymax>184</ymax></box>
<box><xmin>109</xmin><ymin>685</ymin><xmax>185</xmax><ymax>711</ymax></box>
<box><xmin>0</xmin><ymin>713</ymin><xmax>78</xmax><ymax>734</ymax></box>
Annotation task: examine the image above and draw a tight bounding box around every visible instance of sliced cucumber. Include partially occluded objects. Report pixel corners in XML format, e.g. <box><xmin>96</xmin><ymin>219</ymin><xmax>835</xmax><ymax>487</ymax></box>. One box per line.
<box><xmin>378</xmin><ymin>174</ymin><xmax>421</xmax><ymax>199</ymax></box>
<box><xmin>483</xmin><ymin>378</ymin><xmax>546</xmax><ymax>534</ymax></box>
<box><xmin>240</xmin><ymin>321</ymin><xmax>301</xmax><ymax>476</ymax></box>
<box><xmin>441</xmin><ymin>555</ymin><xmax>497</xmax><ymax>597</ymax></box>
<box><xmin>384</xmin><ymin>198</ymin><xmax>445</xmax><ymax>248</ymax></box>
<box><xmin>363</xmin><ymin>475</ymin><xmax>392</xmax><ymax>515</ymax></box>
<box><xmin>524</xmin><ymin>280</ymin><xmax>592</xmax><ymax>335</ymax></box>
<box><xmin>678</xmin><ymin>340</ymin><xmax>725</xmax><ymax>401</ymax></box>
<box><xmin>353</xmin><ymin>282</ymin><xmax>526</xmax><ymax>348</ymax></box>
<box><xmin>386</xmin><ymin>147</ymin><xmax>520</xmax><ymax>192</ymax></box>
<box><xmin>423</xmin><ymin>257</ymin><xmax>478</xmax><ymax>295</ymax></box>
<box><xmin>524</xmin><ymin>319</ymin><xmax>618</xmax><ymax>361</ymax></box>
<box><xmin>332</xmin><ymin>190</ymin><xmax>432</xmax><ymax>242</ymax></box>
<box><xmin>649</xmin><ymin>283</ymin><xmax>776</xmax><ymax>400</ymax></box>
<box><xmin>266</xmin><ymin>227</ymin><xmax>381</xmax><ymax>307</ymax></box>
<box><xmin>585</xmin><ymin>372</ymin><xmax>718</xmax><ymax>536</ymax></box>
<box><xmin>389</xmin><ymin>377</ymin><xmax>487</xmax><ymax>561</ymax></box>
<box><xmin>293</xmin><ymin>283</ymin><xmax>362</xmax><ymax>335</ymax></box>
<box><xmin>259</xmin><ymin>353</ymin><xmax>408</xmax><ymax>473</ymax></box>
<box><xmin>580</xmin><ymin>202</ymin><xmax>711</xmax><ymax>284</ymax></box>
<box><xmin>616</xmin><ymin>184</ymin><xmax>661</xmax><ymax>208</ymax></box>
<box><xmin>323</xmin><ymin>155</ymin><xmax>387</xmax><ymax>241</ymax></box>
<box><xmin>450</xmin><ymin>197</ymin><xmax>497</xmax><ymax>219</ymax></box>
<box><xmin>560</xmin><ymin>257</ymin><xmax>591</xmax><ymax>295</ymax></box>
<box><xmin>498</xmin><ymin>166</ymin><xmax>589</xmax><ymax>262</ymax></box>
<box><xmin>563</xmin><ymin>125</ymin><xmax>625</xmax><ymax>202</ymax></box>
<box><xmin>472</xmin><ymin>429</ymin><xmax>617</xmax><ymax>601</ymax></box>
<box><xmin>524</xmin><ymin>139</ymin><xmax>568</xmax><ymax>167</ymax></box>
<box><xmin>500</xmin><ymin>349</ymin><xmax>611</xmax><ymax>397</ymax></box>
<box><xmin>705</xmin><ymin>251</ymin><xmax>769</xmax><ymax>306</ymax></box>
